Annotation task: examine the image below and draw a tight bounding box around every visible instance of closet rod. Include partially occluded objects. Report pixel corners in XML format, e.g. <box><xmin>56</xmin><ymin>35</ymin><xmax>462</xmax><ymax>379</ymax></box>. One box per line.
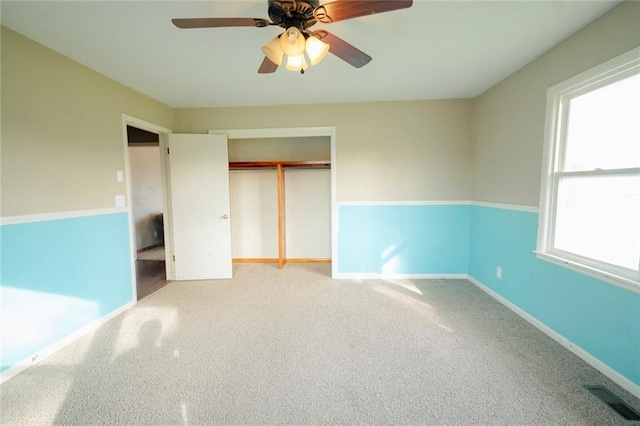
<box><xmin>229</xmin><ymin>160</ymin><xmax>330</xmax><ymax>169</ymax></box>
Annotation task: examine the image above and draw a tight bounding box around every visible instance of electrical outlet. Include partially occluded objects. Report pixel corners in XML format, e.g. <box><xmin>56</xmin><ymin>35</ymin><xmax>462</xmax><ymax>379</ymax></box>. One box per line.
<box><xmin>496</xmin><ymin>267</ymin><xmax>502</xmax><ymax>279</ymax></box>
<box><xmin>153</xmin><ymin>230</ymin><xmax>158</xmax><ymax>238</ymax></box>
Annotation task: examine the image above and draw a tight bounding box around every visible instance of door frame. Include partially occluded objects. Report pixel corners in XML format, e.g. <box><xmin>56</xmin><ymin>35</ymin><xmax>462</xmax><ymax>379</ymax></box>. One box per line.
<box><xmin>121</xmin><ymin>115</ymin><xmax>174</xmax><ymax>296</ymax></box>
<box><xmin>210</xmin><ymin>127</ymin><xmax>337</xmax><ymax>277</ymax></box>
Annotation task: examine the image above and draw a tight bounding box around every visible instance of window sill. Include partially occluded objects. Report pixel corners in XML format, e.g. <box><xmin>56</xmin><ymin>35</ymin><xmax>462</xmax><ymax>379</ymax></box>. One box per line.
<box><xmin>534</xmin><ymin>251</ymin><xmax>640</xmax><ymax>295</ymax></box>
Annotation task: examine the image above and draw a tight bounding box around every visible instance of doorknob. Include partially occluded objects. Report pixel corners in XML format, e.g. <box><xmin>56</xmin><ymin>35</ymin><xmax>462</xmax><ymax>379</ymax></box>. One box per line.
<box><xmin>222</xmin><ymin>214</ymin><xmax>229</xmax><ymax>220</ymax></box>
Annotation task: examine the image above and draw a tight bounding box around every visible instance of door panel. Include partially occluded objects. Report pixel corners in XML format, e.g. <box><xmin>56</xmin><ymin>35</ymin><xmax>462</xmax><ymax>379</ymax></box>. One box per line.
<box><xmin>168</xmin><ymin>134</ymin><xmax>232</xmax><ymax>280</ymax></box>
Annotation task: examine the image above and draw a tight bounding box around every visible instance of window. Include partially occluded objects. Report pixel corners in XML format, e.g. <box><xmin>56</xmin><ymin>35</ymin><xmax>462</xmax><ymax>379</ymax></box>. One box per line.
<box><xmin>537</xmin><ymin>47</ymin><xmax>640</xmax><ymax>292</ymax></box>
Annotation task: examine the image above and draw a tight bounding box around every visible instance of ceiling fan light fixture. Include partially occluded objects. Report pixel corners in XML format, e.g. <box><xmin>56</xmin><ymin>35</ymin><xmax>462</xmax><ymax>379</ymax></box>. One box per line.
<box><xmin>305</xmin><ymin>35</ymin><xmax>329</xmax><ymax>66</ymax></box>
<box><xmin>173</xmin><ymin>0</ymin><xmax>415</xmax><ymax>75</ymax></box>
<box><xmin>261</xmin><ymin>36</ymin><xmax>284</xmax><ymax>66</ymax></box>
<box><xmin>285</xmin><ymin>54</ymin><xmax>308</xmax><ymax>72</ymax></box>
<box><xmin>280</xmin><ymin>27</ymin><xmax>306</xmax><ymax>56</ymax></box>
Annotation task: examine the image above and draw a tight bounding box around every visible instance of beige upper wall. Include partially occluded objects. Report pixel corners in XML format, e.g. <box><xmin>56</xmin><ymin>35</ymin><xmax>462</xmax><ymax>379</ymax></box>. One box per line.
<box><xmin>175</xmin><ymin>99</ymin><xmax>473</xmax><ymax>202</ymax></box>
<box><xmin>229</xmin><ymin>137</ymin><xmax>330</xmax><ymax>162</ymax></box>
<box><xmin>1</xmin><ymin>26</ymin><xmax>174</xmax><ymax>217</ymax></box>
<box><xmin>471</xmin><ymin>1</ymin><xmax>640</xmax><ymax>207</ymax></box>
<box><xmin>19</xmin><ymin>0</ymin><xmax>633</xmax><ymax>211</ymax></box>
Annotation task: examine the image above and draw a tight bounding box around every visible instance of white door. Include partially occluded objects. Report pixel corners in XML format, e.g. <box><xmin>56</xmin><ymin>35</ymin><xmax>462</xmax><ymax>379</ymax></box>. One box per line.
<box><xmin>168</xmin><ymin>133</ymin><xmax>232</xmax><ymax>280</ymax></box>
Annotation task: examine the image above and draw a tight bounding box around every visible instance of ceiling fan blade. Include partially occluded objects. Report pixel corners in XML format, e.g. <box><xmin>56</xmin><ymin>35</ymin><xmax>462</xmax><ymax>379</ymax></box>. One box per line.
<box><xmin>314</xmin><ymin>0</ymin><xmax>413</xmax><ymax>24</ymax></box>
<box><xmin>258</xmin><ymin>57</ymin><xmax>279</xmax><ymax>74</ymax></box>
<box><xmin>314</xmin><ymin>30</ymin><xmax>372</xmax><ymax>68</ymax></box>
<box><xmin>172</xmin><ymin>17</ymin><xmax>272</xmax><ymax>29</ymax></box>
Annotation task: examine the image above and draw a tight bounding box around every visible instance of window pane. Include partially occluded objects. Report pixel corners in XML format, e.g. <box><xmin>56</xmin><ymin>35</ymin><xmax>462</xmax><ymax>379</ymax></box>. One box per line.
<box><xmin>554</xmin><ymin>174</ymin><xmax>640</xmax><ymax>271</ymax></box>
<box><xmin>564</xmin><ymin>73</ymin><xmax>640</xmax><ymax>171</ymax></box>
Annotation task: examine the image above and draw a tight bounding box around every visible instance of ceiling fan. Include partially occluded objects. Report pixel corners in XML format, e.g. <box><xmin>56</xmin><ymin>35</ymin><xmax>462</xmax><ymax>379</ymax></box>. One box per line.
<box><xmin>172</xmin><ymin>0</ymin><xmax>413</xmax><ymax>74</ymax></box>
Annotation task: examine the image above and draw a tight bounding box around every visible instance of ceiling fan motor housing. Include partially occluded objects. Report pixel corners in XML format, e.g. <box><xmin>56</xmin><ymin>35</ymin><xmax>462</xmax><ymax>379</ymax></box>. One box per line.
<box><xmin>268</xmin><ymin>0</ymin><xmax>319</xmax><ymax>30</ymax></box>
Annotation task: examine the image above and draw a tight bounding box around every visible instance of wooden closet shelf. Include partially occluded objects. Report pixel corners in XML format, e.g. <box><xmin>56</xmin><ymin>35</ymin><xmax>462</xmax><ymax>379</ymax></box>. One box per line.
<box><xmin>229</xmin><ymin>160</ymin><xmax>330</xmax><ymax>169</ymax></box>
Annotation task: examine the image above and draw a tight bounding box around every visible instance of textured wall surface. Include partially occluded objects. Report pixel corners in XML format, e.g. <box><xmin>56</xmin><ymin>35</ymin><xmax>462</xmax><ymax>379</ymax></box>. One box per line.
<box><xmin>338</xmin><ymin>204</ymin><xmax>470</xmax><ymax>275</ymax></box>
<box><xmin>175</xmin><ymin>100</ymin><xmax>473</xmax><ymax>203</ymax></box>
<box><xmin>469</xmin><ymin>205</ymin><xmax>640</xmax><ymax>388</ymax></box>
<box><xmin>1</xmin><ymin>213</ymin><xmax>133</xmax><ymax>373</ymax></box>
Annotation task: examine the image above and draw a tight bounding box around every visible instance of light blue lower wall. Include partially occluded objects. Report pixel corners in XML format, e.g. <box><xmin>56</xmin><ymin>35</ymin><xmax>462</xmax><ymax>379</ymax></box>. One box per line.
<box><xmin>0</xmin><ymin>212</ymin><xmax>134</xmax><ymax>373</ymax></box>
<box><xmin>469</xmin><ymin>205</ymin><xmax>640</xmax><ymax>387</ymax></box>
<box><xmin>337</xmin><ymin>204</ymin><xmax>470</xmax><ymax>274</ymax></box>
<box><xmin>3</xmin><ymin>205</ymin><xmax>637</xmax><ymax>389</ymax></box>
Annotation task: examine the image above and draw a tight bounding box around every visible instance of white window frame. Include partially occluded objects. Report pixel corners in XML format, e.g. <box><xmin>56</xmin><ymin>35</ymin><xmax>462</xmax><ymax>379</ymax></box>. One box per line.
<box><xmin>537</xmin><ymin>46</ymin><xmax>640</xmax><ymax>294</ymax></box>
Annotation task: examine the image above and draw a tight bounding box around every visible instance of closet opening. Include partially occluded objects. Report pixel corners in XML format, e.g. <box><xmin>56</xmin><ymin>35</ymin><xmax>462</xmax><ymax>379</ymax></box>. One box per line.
<box><xmin>226</xmin><ymin>134</ymin><xmax>333</xmax><ymax>270</ymax></box>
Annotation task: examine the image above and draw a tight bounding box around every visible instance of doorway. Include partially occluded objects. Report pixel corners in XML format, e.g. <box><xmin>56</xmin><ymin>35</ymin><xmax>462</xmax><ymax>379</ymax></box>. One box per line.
<box><xmin>123</xmin><ymin>116</ymin><xmax>173</xmax><ymax>299</ymax></box>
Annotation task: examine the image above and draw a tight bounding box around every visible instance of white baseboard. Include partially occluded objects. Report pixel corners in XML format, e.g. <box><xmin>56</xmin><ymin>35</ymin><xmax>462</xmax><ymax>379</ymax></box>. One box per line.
<box><xmin>334</xmin><ymin>273</ymin><xmax>469</xmax><ymax>280</ymax></box>
<box><xmin>0</xmin><ymin>300</ymin><xmax>136</xmax><ymax>385</ymax></box>
<box><xmin>467</xmin><ymin>275</ymin><xmax>640</xmax><ymax>399</ymax></box>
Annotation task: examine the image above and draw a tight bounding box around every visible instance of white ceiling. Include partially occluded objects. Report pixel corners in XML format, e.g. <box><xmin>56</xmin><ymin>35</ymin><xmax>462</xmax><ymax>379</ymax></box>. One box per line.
<box><xmin>1</xmin><ymin>0</ymin><xmax>619</xmax><ymax>108</ymax></box>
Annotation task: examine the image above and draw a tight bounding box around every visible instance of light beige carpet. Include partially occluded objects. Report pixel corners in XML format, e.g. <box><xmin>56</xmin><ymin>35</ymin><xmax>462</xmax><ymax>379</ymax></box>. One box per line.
<box><xmin>1</xmin><ymin>263</ymin><xmax>638</xmax><ymax>425</ymax></box>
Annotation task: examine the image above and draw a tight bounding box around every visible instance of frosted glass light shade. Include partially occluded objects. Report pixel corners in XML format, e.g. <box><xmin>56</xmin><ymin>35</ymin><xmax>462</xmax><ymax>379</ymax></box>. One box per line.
<box><xmin>280</xmin><ymin>27</ymin><xmax>305</xmax><ymax>56</ymax></box>
<box><xmin>261</xmin><ymin>36</ymin><xmax>284</xmax><ymax>66</ymax></box>
<box><xmin>305</xmin><ymin>36</ymin><xmax>329</xmax><ymax>65</ymax></box>
<box><xmin>285</xmin><ymin>54</ymin><xmax>308</xmax><ymax>72</ymax></box>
